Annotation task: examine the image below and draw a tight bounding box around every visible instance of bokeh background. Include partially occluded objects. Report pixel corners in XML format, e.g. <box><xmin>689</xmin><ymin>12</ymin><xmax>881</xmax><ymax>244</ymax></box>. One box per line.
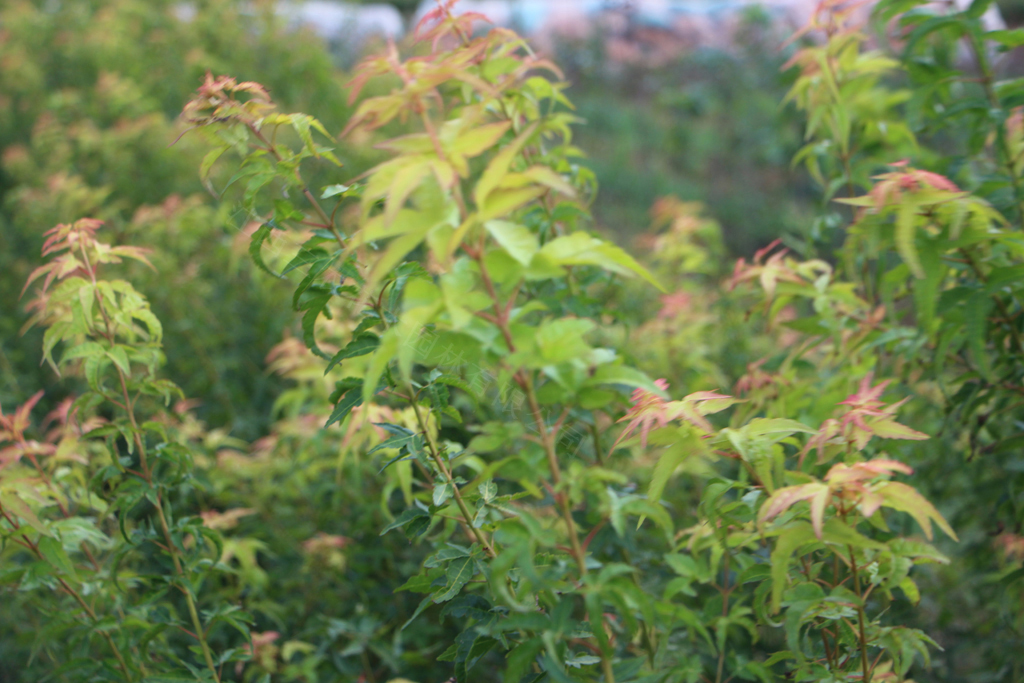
<box><xmin>4</xmin><ymin>2</ymin><xmax>1024</xmax><ymax>681</ymax></box>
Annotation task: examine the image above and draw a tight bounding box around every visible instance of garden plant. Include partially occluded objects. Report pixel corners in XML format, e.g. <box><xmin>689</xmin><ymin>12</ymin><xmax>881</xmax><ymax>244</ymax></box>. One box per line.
<box><xmin>2</xmin><ymin>0</ymin><xmax>1024</xmax><ymax>682</ymax></box>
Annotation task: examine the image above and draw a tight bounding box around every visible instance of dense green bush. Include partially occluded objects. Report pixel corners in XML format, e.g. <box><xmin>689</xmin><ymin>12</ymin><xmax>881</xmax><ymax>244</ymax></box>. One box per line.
<box><xmin>0</xmin><ymin>0</ymin><xmax>365</xmax><ymax>438</ymax></box>
<box><xmin>4</xmin><ymin>1</ymin><xmax>1024</xmax><ymax>682</ymax></box>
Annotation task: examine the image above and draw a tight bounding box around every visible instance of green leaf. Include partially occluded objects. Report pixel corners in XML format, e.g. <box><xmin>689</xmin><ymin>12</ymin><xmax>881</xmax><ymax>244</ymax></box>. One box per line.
<box><xmin>401</xmin><ymin>596</ymin><xmax>434</xmax><ymax>631</ymax></box>
<box><xmin>896</xmin><ymin>200</ymin><xmax>924</xmax><ymax>278</ymax></box>
<box><xmin>912</xmin><ymin>239</ymin><xmax>943</xmax><ymax>332</ymax></box>
<box><xmin>249</xmin><ymin>223</ymin><xmax>285</xmax><ymax>279</ymax></box>
<box><xmin>38</xmin><ymin>536</ymin><xmax>78</xmax><ymax>581</ymax></box>
<box><xmin>106</xmin><ymin>346</ymin><xmax>131</xmax><ymax>376</ymax></box>
<box><xmin>321</xmin><ymin>183</ymin><xmax>352</xmax><ymax>199</ymax></box>
<box><xmin>299</xmin><ymin>291</ymin><xmax>333</xmax><ymax>359</ymax></box>
<box><xmin>484</xmin><ymin>220</ymin><xmax>538</xmax><ymax>265</ymax></box>
<box><xmin>987</xmin><ymin>28</ymin><xmax>1024</xmax><ymax>48</ymax></box>
<box><xmin>966</xmin><ymin>0</ymin><xmax>996</xmax><ymax>19</ymax></box>
<box><xmin>0</xmin><ymin>493</ymin><xmax>52</xmax><ymax>537</ymax></box>
<box><xmin>324</xmin><ymin>333</ymin><xmax>380</xmax><ymax>374</ymax></box>
<box><xmin>325</xmin><ymin>386</ymin><xmax>363</xmax><ymax>428</ymax></box>
<box><xmin>380</xmin><ymin>507</ymin><xmax>429</xmax><ymax>536</ymax></box>
<box><xmin>433</xmin><ymin>556</ymin><xmax>476</xmax><ymax>603</ymax></box>
<box><xmin>539</xmin><ymin>232</ymin><xmax>664</xmax><ymax>290</ymax></box>
<box><xmin>363</xmin><ymin>331</ymin><xmax>400</xmax><ymax>404</ymax></box>
<box><xmin>504</xmin><ymin>638</ymin><xmax>543</xmax><ymax>683</ymax></box>
<box><xmin>475</xmin><ymin>123</ymin><xmax>538</xmax><ymax>208</ymax></box>
<box><xmin>478</xmin><ymin>479</ymin><xmax>497</xmax><ymax>502</ymax></box>
<box><xmin>965</xmin><ymin>290</ymin><xmax>994</xmax><ymax>380</ymax></box>
<box><xmin>878</xmin><ymin>481</ymin><xmax>958</xmax><ymax>541</ymax></box>
<box><xmin>433</xmin><ymin>482</ymin><xmax>455</xmax><ymax>506</ymax></box>
<box><xmin>770</xmin><ymin>522</ymin><xmax>819</xmax><ymax>613</ymax></box>
<box><xmin>582</xmin><ymin>364</ymin><xmax>668</xmax><ymax>398</ymax></box>
<box><xmin>199</xmin><ymin>146</ymin><xmax>227</xmax><ymax>181</ymax></box>
<box><xmin>647</xmin><ymin>432</ymin><xmax>705</xmax><ymax>505</ymax></box>
<box><xmin>819</xmin><ymin>518</ymin><xmax>886</xmax><ymax>550</ymax></box>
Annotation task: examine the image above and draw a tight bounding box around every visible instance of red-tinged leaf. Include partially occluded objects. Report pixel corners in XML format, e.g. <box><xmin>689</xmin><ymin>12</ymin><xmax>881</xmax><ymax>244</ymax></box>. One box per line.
<box><xmin>613</xmin><ymin>378</ymin><xmax>672</xmax><ymax>449</ymax></box>
<box><xmin>809</xmin><ymin>486</ymin><xmax>829</xmax><ymax>539</ymax></box>
<box><xmin>346</xmin><ymin>55</ymin><xmax>392</xmax><ymax>105</ymax></box>
<box><xmin>825</xmin><ymin>459</ymin><xmax>913</xmax><ymax>485</ymax></box>
<box><xmin>839</xmin><ymin>374</ymin><xmax>890</xmax><ymax>409</ymax></box>
<box><xmin>21</xmin><ymin>263</ymin><xmax>55</xmax><ymax>298</ymax></box>
<box><xmin>341</xmin><ymin>95</ymin><xmax>406</xmax><ymax>137</ymax></box>
<box><xmin>860</xmin><ymin>490</ymin><xmax>884</xmax><ymax>518</ymax></box>
<box><xmin>759</xmin><ymin>483</ymin><xmax>829</xmax><ymax>526</ymax></box>
<box><xmin>12</xmin><ymin>391</ymin><xmax>44</xmax><ymax>436</ymax></box>
<box><xmin>878</xmin><ymin>481</ymin><xmax>957</xmax><ymax>541</ymax></box>
<box><xmin>675</xmin><ymin>391</ymin><xmax>739</xmax><ymax>433</ymax></box>
<box><xmin>0</xmin><ymin>446</ymin><xmax>21</xmax><ymax>469</ymax></box>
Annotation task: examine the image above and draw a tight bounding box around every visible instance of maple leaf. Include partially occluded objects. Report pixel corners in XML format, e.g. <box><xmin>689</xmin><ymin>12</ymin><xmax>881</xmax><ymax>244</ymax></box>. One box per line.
<box><xmin>613</xmin><ymin>381</ymin><xmax>738</xmax><ymax>449</ymax></box>
<box><xmin>760</xmin><ymin>482</ymin><xmax>831</xmax><ymax>538</ymax></box>
<box><xmin>613</xmin><ymin>379</ymin><xmax>672</xmax><ymax>449</ymax></box>
<box><xmin>760</xmin><ymin>458</ymin><xmax>922</xmax><ymax>539</ymax></box>
<box><xmin>836</xmin><ymin>374</ymin><xmax>928</xmax><ymax>449</ymax></box>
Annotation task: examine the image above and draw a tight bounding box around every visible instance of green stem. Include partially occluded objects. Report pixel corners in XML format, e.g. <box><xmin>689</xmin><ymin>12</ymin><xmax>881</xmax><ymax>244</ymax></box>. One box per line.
<box><xmin>847</xmin><ymin>545</ymin><xmax>871</xmax><ymax>683</ymax></box>
<box><xmin>408</xmin><ymin>395</ymin><xmax>496</xmax><ymax>558</ymax></box>
<box><xmin>84</xmin><ymin>242</ymin><xmax>221</xmax><ymax>683</ymax></box>
<box><xmin>471</xmin><ymin>248</ymin><xmax>588</xmax><ymax>577</ymax></box>
<box><xmin>715</xmin><ymin>549</ymin><xmax>731</xmax><ymax>683</ymax></box>
<box><xmin>247</xmin><ymin>124</ymin><xmax>346</xmax><ymax>252</ymax></box>
<box><xmin>0</xmin><ymin>506</ymin><xmax>133</xmax><ymax>682</ymax></box>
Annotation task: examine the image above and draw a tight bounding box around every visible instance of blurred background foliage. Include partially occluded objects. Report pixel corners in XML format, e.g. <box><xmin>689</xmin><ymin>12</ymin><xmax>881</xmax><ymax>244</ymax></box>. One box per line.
<box><xmin>6</xmin><ymin>1</ymin><xmax>1024</xmax><ymax>682</ymax></box>
<box><xmin>0</xmin><ymin>0</ymin><xmax>815</xmax><ymax>437</ymax></box>
<box><xmin>0</xmin><ymin>3</ymin><xmax>811</xmax><ymax>679</ymax></box>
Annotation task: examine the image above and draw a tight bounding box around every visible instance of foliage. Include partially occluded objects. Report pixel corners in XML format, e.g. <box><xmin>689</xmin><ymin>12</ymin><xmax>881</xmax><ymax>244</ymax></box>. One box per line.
<box><xmin>6</xmin><ymin>0</ymin><xmax>1024</xmax><ymax>682</ymax></box>
<box><xmin>3</xmin><ymin>219</ymin><xmax>250</xmax><ymax>680</ymax></box>
<box><xmin>173</xmin><ymin>3</ymin><xmax>955</xmax><ymax>682</ymax></box>
<box><xmin>727</xmin><ymin>0</ymin><xmax>1024</xmax><ymax>679</ymax></box>
<box><xmin>555</xmin><ymin>9</ymin><xmax>814</xmax><ymax>255</ymax></box>
<box><xmin>0</xmin><ymin>0</ymin><xmax>362</xmax><ymax>438</ymax></box>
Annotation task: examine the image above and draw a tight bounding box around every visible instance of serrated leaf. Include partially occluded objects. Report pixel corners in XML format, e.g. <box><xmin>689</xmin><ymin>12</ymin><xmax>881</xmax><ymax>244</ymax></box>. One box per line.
<box><xmin>38</xmin><ymin>536</ymin><xmax>78</xmax><ymax>581</ymax></box>
<box><xmin>539</xmin><ymin>232</ymin><xmax>664</xmax><ymax>290</ymax></box>
<box><xmin>249</xmin><ymin>223</ymin><xmax>285</xmax><ymax>279</ymax></box>
<box><xmin>324</xmin><ymin>333</ymin><xmax>380</xmax><ymax>374</ymax></box>
<box><xmin>770</xmin><ymin>522</ymin><xmax>819</xmax><ymax>612</ymax></box>
<box><xmin>325</xmin><ymin>386</ymin><xmax>363</xmax><ymax>428</ymax></box>
<box><xmin>433</xmin><ymin>556</ymin><xmax>476</xmax><ymax>603</ymax></box>
<box><xmin>0</xmin><ymin>493</ymin><xmax>51</xmax><ymax>536</ymax></box>
<box><xmin>582</xmin><ymin>364</ymin><xmax>668</xmax><ymax>398</ymax></box>
<box><xmin>199</xmin><ymin>146</ymin><xmax>227</xmax><ymax>181</ymax></box>
<box><xmin>475</xmin><ymin>123</ymin><xmax>538</xmax><ymax>208</ymax></box>
<box><xmin>380</xmin><ymin>507</ymin><xmax>429</xmax><ymax>536</ymax></box>
<box><xmin>878</xmin><ymin>481</ymin><xmax>958</xmax><ymax>541</ymax></box>
<box><xmin>896</xmin><ymin>200</ymin><xmax>924</xmax><ymax>278</ymax></box>
<box><xmin>965</xmin><ymin>290</ymin><xmax>994</xmax><ymax>380</ymax></box>
<box><xmin>485</xmin><ymin>220</ymin><xmax>538</xmax><ymax>265</ymax></box>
